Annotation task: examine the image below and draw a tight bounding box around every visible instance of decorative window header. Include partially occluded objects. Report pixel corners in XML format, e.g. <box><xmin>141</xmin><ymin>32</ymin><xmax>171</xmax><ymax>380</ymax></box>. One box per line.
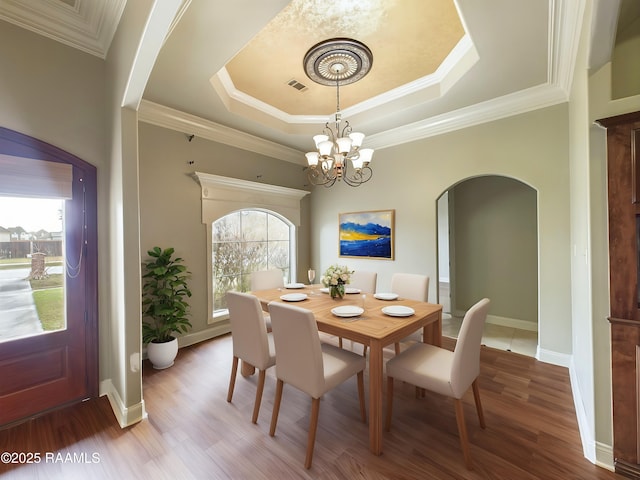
<box><xmin>191</xmin><ymin>172</ymin><xmax>309</xmax><ymax>226</ymax></box>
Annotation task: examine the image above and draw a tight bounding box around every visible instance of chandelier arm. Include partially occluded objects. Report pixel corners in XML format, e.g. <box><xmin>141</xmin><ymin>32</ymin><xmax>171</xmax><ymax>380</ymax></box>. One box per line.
<box><xmin>340</xmin><ymin>121</ymin><xmax>352</xmax><ymax>139</ymax></box>
<box><xmin>307</xmin><ymin>167</ymin><xmax>337</xmax><ymax>187</ymax></box>
<box><xmin>323</xmin><ymin>177</ymin><xmax>337</xmax><ymax>187</ymax></box>
<box><xmin>323</xmin><ymin>123</ymin><xmax>336</xmax><ymax>143</ymax></box>
<box><xmin>342</xmin><ymin>164</ymin><xmax>373</xmax><ymax>187</ymax></box>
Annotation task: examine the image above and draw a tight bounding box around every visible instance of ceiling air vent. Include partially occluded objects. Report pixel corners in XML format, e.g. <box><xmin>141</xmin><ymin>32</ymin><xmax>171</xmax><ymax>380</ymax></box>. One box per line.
<box><xmin>287</xmin><ymin>78</ymin><xmax>308</xmax><ymax>92</ymax></box>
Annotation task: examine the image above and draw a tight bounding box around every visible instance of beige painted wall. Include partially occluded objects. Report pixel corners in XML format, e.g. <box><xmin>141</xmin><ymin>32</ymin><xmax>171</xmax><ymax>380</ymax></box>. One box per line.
<box><xmin>612</xmin><ymin>14</ymin><xmax>640</xmax><ymax>99</ymax></box>
<box><xmin>311</xmin><ymin>103</ymin><xmax>571</xmax><ymax>356</ymax></box>
<box><xmin>451</xmin><ymin>176</ymin><xmax>538</xmax><ymax>323</ymax></box>
<box><xmin>137</xmin><ymin>123</ymin><xmax>311</xmax><ymax>338</ymax></box>
<box><xmin>0</xmin><ymin>22</ymin><xmax>106</xmax><ymax>165</ymax></box>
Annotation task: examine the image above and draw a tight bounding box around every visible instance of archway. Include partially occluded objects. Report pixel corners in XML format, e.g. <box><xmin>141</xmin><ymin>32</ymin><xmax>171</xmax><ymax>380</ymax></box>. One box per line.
<box><xmin>437</xmin><ymin>175</ymin><xmax>538</xmax><ymax>356</ymax></box>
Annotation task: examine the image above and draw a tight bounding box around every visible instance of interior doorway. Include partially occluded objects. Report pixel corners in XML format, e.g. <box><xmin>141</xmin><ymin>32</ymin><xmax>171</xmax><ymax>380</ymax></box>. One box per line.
<box><xmin>437</xmin><ymin>175</ymin><xmax>538</xmax><ymax>357</ymax></box>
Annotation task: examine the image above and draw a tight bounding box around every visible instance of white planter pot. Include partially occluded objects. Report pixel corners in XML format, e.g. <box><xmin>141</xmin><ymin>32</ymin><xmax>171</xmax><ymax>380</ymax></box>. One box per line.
<box><xmin>147</xmin><ymin>337</ymin><xmax>178</xmax><ymax>369</ymax></box>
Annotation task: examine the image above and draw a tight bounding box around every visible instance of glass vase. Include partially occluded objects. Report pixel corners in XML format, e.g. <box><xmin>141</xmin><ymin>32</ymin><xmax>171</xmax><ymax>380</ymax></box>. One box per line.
<box><xmin>330</xmin><ymin>283</ymin><xmax>345</xmax><ymax>299</ymax></box>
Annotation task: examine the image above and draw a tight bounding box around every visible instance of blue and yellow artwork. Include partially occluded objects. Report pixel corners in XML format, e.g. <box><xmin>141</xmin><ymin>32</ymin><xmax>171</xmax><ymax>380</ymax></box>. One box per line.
<box><xmin>339</xmin><ymin>210</ymin><xmax>394</xmax><ymax>260</ymax></box>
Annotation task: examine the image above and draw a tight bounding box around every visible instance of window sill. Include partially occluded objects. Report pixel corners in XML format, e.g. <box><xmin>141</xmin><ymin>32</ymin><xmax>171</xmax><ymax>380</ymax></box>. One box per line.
<box><xmin>209</xmin><ymin>309</ymin><xmax>229</xmax><ymax>325</ymax></box>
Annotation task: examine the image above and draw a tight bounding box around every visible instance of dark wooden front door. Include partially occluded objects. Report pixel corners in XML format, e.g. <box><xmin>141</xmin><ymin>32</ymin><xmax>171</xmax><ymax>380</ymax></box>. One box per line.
<box><xmin>0</xmin><ymin>127</ymin><xmax>98</xmax><ymax>426</ymax></box>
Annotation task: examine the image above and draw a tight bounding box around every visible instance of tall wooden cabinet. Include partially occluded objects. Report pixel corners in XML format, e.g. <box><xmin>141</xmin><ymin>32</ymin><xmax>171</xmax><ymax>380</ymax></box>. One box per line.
<box><xmin>597</xmin><ymin>110</ymin><xmax>640</xmax><ymax>478</ymax></box>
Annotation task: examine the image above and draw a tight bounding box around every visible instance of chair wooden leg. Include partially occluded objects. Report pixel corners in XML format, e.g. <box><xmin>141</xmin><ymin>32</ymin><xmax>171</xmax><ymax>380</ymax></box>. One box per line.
<box><xmin>227</xmin><ymin>356</ymin><xmax>239</xmax><ymax>402</ymax></box>
<box><xmin>385</xmin><ymin>376</ymin><xmax>394</xmax><ymax>431</ymax></box>
<box><xmin>454</xmin><ymin>398</ymin><xmax>473</xmax><ymax>470</ymax></box>
<box><xmin>339</xmin><ymin>337</ymin><xmax>343</xmax><ymax>348</ymax></box>
<box><xmin>363</xmin><ymin>345</ymin><xmax>368</xmax><ymax>357</ymax></box>
<box><xmin>472</xmin><ymin>379</ymin><xmax>486</xmax><ymax>428</ymax></box>
<box><xmin>269</xmin><ymin>379</ymin><xmax>284</xmax><ymax>437</ymax></box>
<box><xmin>394</xmin><ymin>342</ymin><xmax>400</xmax><ymax>355</ymax></box>
<box><xmin>252</xmin><ymin>369</ymin><xmax>266</xmax><ymax>424</ymax></box>
<box><xmin>305</xmin><ymin>397</ymin><xmax>321</xmax><ymax>469</ymax></box>
<box><xmin>357</xmin><ymin>371</ymin><xmax>366</xmax><ymax>422</ymax></box>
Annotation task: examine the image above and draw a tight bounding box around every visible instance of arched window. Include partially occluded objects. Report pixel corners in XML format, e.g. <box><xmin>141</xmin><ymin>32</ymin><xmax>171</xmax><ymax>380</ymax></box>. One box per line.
<box><xmin>212</xmin><ymin>209</ymin><xmax>294</xmax><ymax>311</ymax></box>
<box><xmin>193</xmin><ymin>172</ymin><xmax>308</xmax><ymax>322</ymax></box>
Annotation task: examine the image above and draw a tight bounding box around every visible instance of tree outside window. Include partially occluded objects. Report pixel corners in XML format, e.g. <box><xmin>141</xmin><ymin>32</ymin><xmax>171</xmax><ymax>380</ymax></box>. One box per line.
<box><xmin>212</xmin><ymin>209</ymin><xmax>292</xmax><ymax>311</ymax></box>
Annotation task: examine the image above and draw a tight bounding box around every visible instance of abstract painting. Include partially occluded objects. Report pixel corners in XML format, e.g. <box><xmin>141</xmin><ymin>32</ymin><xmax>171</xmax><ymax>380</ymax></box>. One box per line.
<box><xmin>338</xmin><ymin>210</ymin><xmax>394</xmax><ymax>260</ymax></box>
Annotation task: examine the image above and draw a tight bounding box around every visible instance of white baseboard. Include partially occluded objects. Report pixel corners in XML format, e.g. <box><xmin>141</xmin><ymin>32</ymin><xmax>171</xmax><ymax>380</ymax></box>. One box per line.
<box><xmin>99</xmin><ymin>379</ymin><xmax>146</xmax><ymax>428</ymax></box>
<box><xmin>487</xmin><ymin>314</ymin><xmax>537</xmax><ymax>332</ymax></box>
<box><xmin>595</xmin><ymin>442</ymin><xmax>615</xmax><ymax>472</ymax></box>
<box><xmin>568</xmin><ymin>358</ymin><xmax>615</xmax><ymax>471</ymax></box>
<box><xmin>178</xmin><ymin>321</ymin><xmax>230</xmax><ymax>348</ymax></box>
<box><xmin>142</xmin><ymin>321</ymin><xmax>232</xmax><ymax>359</ymax></box>
<box><xmin>536</xmin><ymin>346</ymin><xmax>571</xmax><ymax>367</ymax></box>
<box><xmin>452</xmin><ymin>310</ymin><xmax>538</xmax><ymax>332</ymax></box>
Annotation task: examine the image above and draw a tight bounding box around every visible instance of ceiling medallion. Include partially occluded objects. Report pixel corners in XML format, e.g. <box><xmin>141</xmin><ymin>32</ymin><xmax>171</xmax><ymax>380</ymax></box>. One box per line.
<box><xmin>302</xmin><ymin>39</ymin><xmax>374</xmax><ymax>188</ymax></box>
<box><xmin>303</xmin><ymin>38</ymin><xmax>373</xmax><ymax>86</ymax></box>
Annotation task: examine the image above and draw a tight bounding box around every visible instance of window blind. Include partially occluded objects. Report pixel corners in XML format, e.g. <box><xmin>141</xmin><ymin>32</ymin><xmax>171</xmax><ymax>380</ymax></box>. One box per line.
<box><xmin>0</xmin><ymin>154</ymin><xmax>73</xmax><ymax>199</ymax></box>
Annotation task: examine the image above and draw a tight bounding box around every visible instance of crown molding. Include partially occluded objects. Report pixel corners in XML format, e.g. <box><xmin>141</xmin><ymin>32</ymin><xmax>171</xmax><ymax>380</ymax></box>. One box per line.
<box><xmin>140</xmin><ymin>80</ymin><xmax>568</xmax><ymax>162</ymax></box>
<box><xmin>0</xmin><ymin>0</ymin><xmax>126</xmax><ymax>59</ymax></box>
<box><xmin>367</xmin><ymin>82</ymin><xmax>568</xmax><ymax>150</ymax></box>
<box><xmin>549</xmin><ymin>0</ymin><xmax>585</xmax><ymax>95</ymax></box>
<box><xmin>138</xmin><ymin>100</ymin><xmax>303</xmax><ymax>164</ymax></box>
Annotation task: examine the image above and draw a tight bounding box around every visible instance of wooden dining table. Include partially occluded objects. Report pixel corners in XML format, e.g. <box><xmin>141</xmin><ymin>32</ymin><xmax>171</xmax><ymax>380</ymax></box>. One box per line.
<box><xmin>250</xmin><ymin>284</ymin><xmax>443</xmax><ymax>456</ymax></box>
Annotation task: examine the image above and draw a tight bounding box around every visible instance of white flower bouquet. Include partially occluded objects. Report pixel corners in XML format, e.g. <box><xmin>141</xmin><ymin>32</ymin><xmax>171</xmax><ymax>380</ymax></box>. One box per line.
<box><xmin>322</xmin><ymin>264</ymin><xmax>353</xmax><ymax>298</ymax></box>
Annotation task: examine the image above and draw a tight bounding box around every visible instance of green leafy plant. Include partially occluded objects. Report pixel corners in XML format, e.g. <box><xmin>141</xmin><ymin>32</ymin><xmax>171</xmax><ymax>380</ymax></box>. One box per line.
<box><xmin>142</xmin><ymin>247</ymin><xmax>192</xmax><ymax>344</ymax></box>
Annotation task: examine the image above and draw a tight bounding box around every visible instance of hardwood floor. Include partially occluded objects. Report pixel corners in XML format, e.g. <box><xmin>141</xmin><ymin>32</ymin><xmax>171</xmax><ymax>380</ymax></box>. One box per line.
<box><xmin>0</xmin><ymin>334</ymin><xmax>625</xmax><ymax>479</ymax></box>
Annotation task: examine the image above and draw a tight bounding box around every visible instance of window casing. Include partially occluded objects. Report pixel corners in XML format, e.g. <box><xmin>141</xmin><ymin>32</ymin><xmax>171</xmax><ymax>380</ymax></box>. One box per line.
<box><xmin>192</xmin><ymin>172</ymin><xmax>309</xmax><ymax>324</ymax></box>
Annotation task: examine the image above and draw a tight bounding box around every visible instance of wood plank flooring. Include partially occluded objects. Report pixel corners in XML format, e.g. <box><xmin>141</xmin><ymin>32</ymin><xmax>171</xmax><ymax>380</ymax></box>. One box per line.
<box><xmin>0</xmin><ymin>334</ymin><xmax>626</xmax><ymax>479</ymax></box>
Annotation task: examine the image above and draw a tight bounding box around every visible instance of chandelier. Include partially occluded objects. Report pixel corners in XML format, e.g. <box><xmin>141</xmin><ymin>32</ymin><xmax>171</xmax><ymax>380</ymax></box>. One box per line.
<box><xmin>303</xmin><ymin>39</ymin><xmax>374</xmax><ymax>187</ymax></box>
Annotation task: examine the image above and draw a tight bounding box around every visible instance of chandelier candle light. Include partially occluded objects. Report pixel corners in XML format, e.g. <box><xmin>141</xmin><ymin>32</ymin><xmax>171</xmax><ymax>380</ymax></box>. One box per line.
<box><xmin>303</xmin><ymin>38</ymin><xmax>374</xmax><ymax>187</ymax></box>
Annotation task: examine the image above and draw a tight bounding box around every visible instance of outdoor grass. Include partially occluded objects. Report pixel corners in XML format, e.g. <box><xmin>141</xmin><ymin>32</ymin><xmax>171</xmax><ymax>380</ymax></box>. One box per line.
<box><xmin>30</xmin><ymin>274</ymin><xmax>63</xmax><ymax>290</ymax></box>
<box><xmin>30</xmin><ymin>274</ymin><xmax>64</xmax><ymax>331</ymax></box>
<box><xmin>32</xmin><ymin>288</ymin><xmax>64</xmax><ymax>331</ymax></box>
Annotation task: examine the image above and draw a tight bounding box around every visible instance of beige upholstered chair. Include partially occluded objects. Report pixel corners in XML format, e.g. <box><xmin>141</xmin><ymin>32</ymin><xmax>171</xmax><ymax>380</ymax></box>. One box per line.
<box><xmin>339</xmin><ymin>270</ymin><xmax>377</xmax><ymax>353</ymax></box>
<box><xmin>350</xmin><ymin>270</ymin><xmax>377</xmax><ymax>293</ymax></box>
<box><xmin>250</xmin><ymin>269</ymin><xmax>284</xmax><ymax>291</ymax></box>
<box><xmin>391</xmin><ymin>273</ymin><xmax>430</xmax><ymax>354</ymax></box>
<box><xmin>385</xmin><ymin>298</ymin><xmax>490</xmax><ymax>469</ymax></box>
<box><xmin>226</xmin><ymin>291</ymin><xmax>276</xmax><ymax>424</ymax></box>
<box><xmin>250</xmin><ymin>269</ymin><xmax>284</xmax><ymax>331</ymax></box>
<box><xmin>267</xmin><ymin>301</ymin><xmax>367</xmax><ymax>469</ymax></box>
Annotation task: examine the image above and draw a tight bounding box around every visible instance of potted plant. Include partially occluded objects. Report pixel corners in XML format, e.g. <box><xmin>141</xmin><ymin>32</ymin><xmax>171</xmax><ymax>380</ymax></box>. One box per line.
<box><xmin>142</xmin><ymin>246</ymin><xmax>192</xmax><ymax>369</ymax></box>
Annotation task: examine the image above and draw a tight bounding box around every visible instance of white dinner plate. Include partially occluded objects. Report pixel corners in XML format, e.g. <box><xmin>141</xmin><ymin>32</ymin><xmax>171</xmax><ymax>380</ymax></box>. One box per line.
<box><xmin>374</xmin><ymin>292</ymin><xmax>399</xmax><ymax>301</ymax></box>
<box><xmin>382</xmin><ymin>305</ymin><xmax>415</xmax><ymax>317</ymax></box>
<box><xmin>284</xmin><ymin>282</ymin><xmax>305</xmax><ymax>289</ymax></box>
<box><xmin>331</xmin><ymin>305</ymin><xmax>364</xmax><ymax>318</ymax></box>
<box><xmin>280</xmin><ymin>293</ymin><xmax>308</xmax><ymax>302</ymax></box>
<box><xmin>319</xmin><ymin>287</ymin><xmax>330</xmax><ymax>293</ymax></box>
